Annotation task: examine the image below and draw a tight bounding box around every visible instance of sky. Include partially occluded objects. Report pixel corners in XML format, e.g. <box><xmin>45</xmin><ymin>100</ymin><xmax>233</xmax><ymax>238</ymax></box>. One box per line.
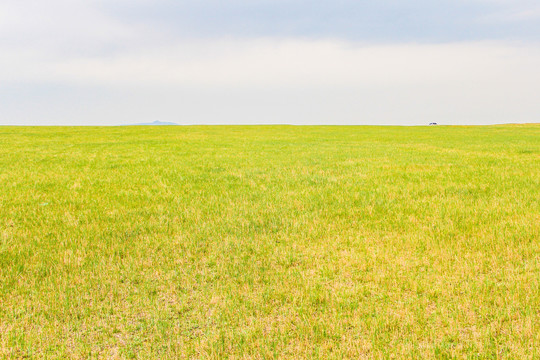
<box><xmin>1</xmin><ymin>0</ymin><xmax>540</xmax><ymax>125</ymax></box>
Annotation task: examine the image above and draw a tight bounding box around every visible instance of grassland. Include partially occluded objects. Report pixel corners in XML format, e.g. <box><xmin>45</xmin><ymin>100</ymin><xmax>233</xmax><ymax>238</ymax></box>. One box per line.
<box><xmin>0</xmin><ymin>125</ymin><xmax>539</xmax><ymax>359</ymax></box>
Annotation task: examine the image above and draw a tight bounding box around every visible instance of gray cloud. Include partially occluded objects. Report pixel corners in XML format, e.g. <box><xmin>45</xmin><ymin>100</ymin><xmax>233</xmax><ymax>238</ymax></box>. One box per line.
<box><xmin>100</xmin><ymin>0</ymin><xmax>540</xmax><ymax>42</ymax></box>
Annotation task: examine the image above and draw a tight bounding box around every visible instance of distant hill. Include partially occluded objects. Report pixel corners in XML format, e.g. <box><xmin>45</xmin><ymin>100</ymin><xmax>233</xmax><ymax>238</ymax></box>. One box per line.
<box><xmin>126</xmin><ymin>121</ymin><xmax>178</xmax><ymax>126</ymax></box>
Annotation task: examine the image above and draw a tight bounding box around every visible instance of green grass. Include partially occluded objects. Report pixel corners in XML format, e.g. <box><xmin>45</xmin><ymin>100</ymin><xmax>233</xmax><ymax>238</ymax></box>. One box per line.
<box><xmin>1</xmin><ymin>125</ymin><xmax>539</xmax><ymax>359</ymax></box>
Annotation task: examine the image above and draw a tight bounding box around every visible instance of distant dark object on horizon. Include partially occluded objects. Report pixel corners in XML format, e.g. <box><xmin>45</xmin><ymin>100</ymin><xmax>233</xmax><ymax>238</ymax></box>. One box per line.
<box><xmin>429</xmin><ymin>123</ymin><xmax>438</xmax><ymax>126</ymax></box>
<box><xmin>126</xmin><ymin>120</ymin><xmax>178</xmax><ymax>126</ymax></box>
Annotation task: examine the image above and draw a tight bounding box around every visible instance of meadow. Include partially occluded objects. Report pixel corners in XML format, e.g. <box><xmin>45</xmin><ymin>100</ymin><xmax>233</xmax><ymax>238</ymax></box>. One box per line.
<box><xmin>0</xmin><ymin>125</ymin><xmax>539</xmax><ymax>359</ymax></box>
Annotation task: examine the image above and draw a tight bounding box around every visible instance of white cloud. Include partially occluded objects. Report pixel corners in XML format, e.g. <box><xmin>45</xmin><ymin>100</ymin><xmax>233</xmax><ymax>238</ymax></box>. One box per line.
<box><xmin>1</xmin><ymin>37</ymin><xmax>539</xmax><ymax>125</ymax></box>
<box><xmin>2</xmin><ymin>39</ymin><xmax>538</xmax><ymax>86</ymax></box>
<box><xmin>1</xmin><ymin>0</ymin><xmax>539</xmax><ymax>125</ymax></box>
<box><xmin>0</xmin><ymin>0</ymin><xmax>135</xmax><ymax>54</ymax></box>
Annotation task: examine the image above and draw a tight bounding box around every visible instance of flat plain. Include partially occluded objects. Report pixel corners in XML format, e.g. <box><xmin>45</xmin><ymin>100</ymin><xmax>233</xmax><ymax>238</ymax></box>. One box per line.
<box><xmin>0</xmin><ymin>125</ymin><xmax>539</xmax><ymax>359</ymax></box>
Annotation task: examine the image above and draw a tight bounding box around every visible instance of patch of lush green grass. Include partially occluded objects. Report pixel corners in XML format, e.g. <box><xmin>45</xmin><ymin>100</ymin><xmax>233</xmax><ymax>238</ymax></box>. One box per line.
<box><xmin>1</xmin><ymin>125</ymin><xmax>539</xmax><ymax>359</ymax></box>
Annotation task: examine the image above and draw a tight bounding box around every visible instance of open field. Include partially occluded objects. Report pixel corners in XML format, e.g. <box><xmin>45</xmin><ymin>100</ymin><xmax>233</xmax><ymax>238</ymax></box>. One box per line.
<box><xmin>0</xmin><ymin>125</ymin><xmax>539</xmax><ymax>359</ymax></box>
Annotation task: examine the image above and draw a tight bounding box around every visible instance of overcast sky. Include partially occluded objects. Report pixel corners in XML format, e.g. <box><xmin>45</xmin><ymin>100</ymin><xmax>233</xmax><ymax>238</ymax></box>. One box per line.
<box><xmin>1</xmin><ymin>0</ymin><xmax>539</xmax><ymax>125</ymax></box>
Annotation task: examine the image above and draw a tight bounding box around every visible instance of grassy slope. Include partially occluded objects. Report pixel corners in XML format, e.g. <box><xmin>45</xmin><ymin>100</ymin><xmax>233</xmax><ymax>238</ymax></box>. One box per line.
<box><xmin>0</xmin><ymin>125</ymin><xmax>539</xmax><ymax>359</ymax></box>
